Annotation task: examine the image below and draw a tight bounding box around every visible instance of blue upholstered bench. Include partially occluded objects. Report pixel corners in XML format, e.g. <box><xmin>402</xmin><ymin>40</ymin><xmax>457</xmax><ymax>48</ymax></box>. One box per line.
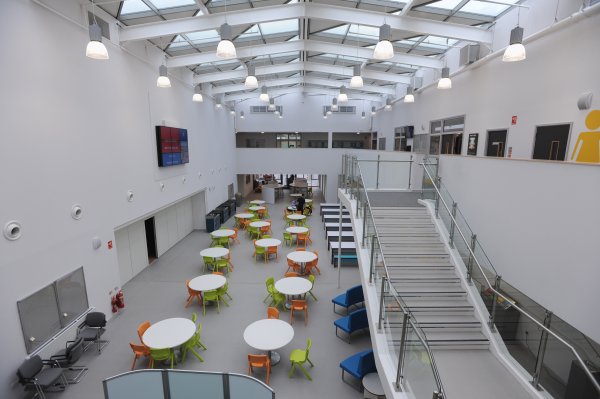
<box><xmin>332</xmin><ymin>284</ymin><xmax>364</xmax><ymax>315</ymax></box>
<box><xmin>340</xmin><ymin>349</ymin><xmax>376</xmax><ymax>391</ymax></box>
<box><xmin>334</xmin><ymin>308</ymin><xmax>369</xmax><ymax>343</ymax></box>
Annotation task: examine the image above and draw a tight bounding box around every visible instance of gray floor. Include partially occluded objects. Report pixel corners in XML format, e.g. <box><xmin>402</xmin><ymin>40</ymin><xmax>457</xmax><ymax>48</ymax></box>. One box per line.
<box><xmin>49</xmin><ymin>190</ymin><xmax>371</xmax><ymax>399</ymax></box>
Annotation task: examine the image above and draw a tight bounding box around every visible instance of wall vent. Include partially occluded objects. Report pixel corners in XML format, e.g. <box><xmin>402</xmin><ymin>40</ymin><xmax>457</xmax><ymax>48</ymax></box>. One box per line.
<box><xmin>323</xmin><ymin>105</ymin><xmax>356</xmax><ymax>114</ymax></box>
<box><xmin>460</xmin><ymin>44</ymin><xmax>480</xmax><ymax>66</ymax></box>
<box><xmin>250</xmin><ymin>105</ymin><xmax>283</xmax><ymax>114</ymax></box>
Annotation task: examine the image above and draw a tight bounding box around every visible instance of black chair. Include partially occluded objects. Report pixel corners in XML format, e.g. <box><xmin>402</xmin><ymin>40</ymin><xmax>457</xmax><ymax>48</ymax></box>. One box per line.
<box><xmin>50</xmin><ymin>337</ymin><xmax>88</xmax><ymax>383</ymax></box>
<box><xmin>16</xmin><ymin>355</ymin><xmax>68</xmax><ymax>399</ymax></box>
<box><xmin>78</xmin><ymin>312</ymin><xmax>109</xmax><ymax>354</ymax></box>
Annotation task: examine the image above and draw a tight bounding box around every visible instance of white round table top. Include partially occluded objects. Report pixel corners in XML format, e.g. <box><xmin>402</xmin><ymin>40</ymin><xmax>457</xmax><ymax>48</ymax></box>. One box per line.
<box><xmin>287</xmin><ymin>214</ymin><xmax>306</xmax><ymax>221</ymax></box>
<box><xmin>250</xmin><ymin>200</ymin><xmax>266</xmax><ymax>205</ymax></box>
<box><xmin>290</xmin><ymin>193</ymin><xmax>302</xmax><ymax>198</ymax></box>
<box><xmin>287</xmin><ymin>206</ymin><xmax>297</xmax><ymax>211</ymax></box>
<box><xmin>235</xmin><ymin>213</ymin><xmax>255</xmax><ymax>219</ymax></box>
<box><xmin>255</xmin><ymin>238</ymin><xmax>282</xmax><ymax>248</ymax></box>
<box><xmin>248</xmin><ymin>206</ymin><xmax>266</xmax><ymax>211</ymax></box>
<box><xmin>142</xmin><ymin>318</ymin><xmax>196</xmax><ymax>350</ymax></box>
<box><xmin>287</xmin><ymin>251</ymin><xmax>317</xmax><ymax>263</ymax></box>
<box><xmin>200</xmin><ymin>247</ymin><xmax>229</xmax><ymax>258</ymax></box>
<box><xmin>249</xmin><ymin>221</ymin><xmax>271</xmax><ymax>228</ymax></box>
<box><xmin>305</xmin><ymin>199</ymin><xmax>313</xmax><ymax>203</ymax></box>
<box><xmin>286</xmin><ymin>226</ymin><xmax>309</xmax><ymax>234</ymax></box>
<box><xmin>211</xmin><ymin>229</ymin><xmax>235</xmax><ymax>238</ymax></box>
<box><xmin>362</xmin><ymin>373</ymin><xmax>385</xmax><ymax>395</ymax></box>
<box><xmin>243</xmin><ymin>319</ymin><xmax>294</xmax><ymax>351</ymax></box>
<box><xmin>189</xmin><ymin>274</ymin><xmax>226</xmax><ymax>292</ymax></box>
<box><xmin>275</xmin><ymin>277</ymin><xmax>312</xmax><ymax>296</ymax></box>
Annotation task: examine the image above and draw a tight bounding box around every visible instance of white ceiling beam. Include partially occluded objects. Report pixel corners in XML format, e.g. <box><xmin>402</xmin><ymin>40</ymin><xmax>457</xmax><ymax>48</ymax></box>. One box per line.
<box><xmin>304</xmin><ymin>62</ymin><xmax>412</xmax><ymax>84</ymax></box>
<box><xmin>224</xmin><ymin>86</ymin><xmax>382</xmax><ymax>102</ymax></box>
<box><xmin>212</xmin><ymin>77</ymin><xmax>304</xmax><ymax>95</ymax></box>
<box><xmin>400</xmin><ymin>0</ymin><xmax>417</xmax><ymax>16</ymax></box>
<box><xmin>304</xmin><ymin>77</ymin><xmax>396</xmax><ymax>96</ymax></box>
<box><xmin>168</xmin><ymin>40</ymin><xmax>441</xmax><ymax>69</ymax></box>
<box><xmin>194</xmin><ymin>63</ymin><xmax>300</xmax><ymax>84</ymax></box>
<box><xmin>119</xmin><ymin>3</ymin><xmax>492</xmax><ymax>44</ymax></box>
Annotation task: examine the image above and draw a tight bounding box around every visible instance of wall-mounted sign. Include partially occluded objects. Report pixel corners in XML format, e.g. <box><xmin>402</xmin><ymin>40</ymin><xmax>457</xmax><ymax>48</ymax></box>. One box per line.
<box><xmin>467</xmin><ymin>133</ymin><xmax>478</xmax><ymax>156</ymax></box>
<box><xmin>511</xmin><ymin>116</ymin><xmax>517</xmax><ymax>125</ymax></box>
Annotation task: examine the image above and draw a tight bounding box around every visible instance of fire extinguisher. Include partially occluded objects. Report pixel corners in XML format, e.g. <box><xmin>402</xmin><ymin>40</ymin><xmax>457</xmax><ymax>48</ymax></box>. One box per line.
<box><xmin>115</xmin><ymin>290</ymin><xmax>125</xmax><ymax>309</ymax></box>
<box><xmin>111</xmin><ymin>296</ymin><xmax>118</xmax><ymax>313</ymax></box>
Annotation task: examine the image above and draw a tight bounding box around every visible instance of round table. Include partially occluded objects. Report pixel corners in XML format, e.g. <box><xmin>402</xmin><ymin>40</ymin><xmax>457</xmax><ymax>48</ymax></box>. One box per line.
<box><xmin>290</xmin><ymin>193</ymin><xmax>302</xmax><ymax>198</ymax></box>
<box><xmin>249</xmin><ymin>221</ymin><xmax>271</xmax><ymax>229</ymax></box>
<box><xmin>211</xmin><ymin>229</ymin><xmax>235</xmax><ymax>238</ymax></box>
<box><xmin>142</xmin><ymin>318</ymin><xmax>196</xmax><ymax>350</ymax></box>
<box><xmin>287</xmin><ymin>251</ymin><xmax>317</xmax><ymax>274</ymax></box>
<box><xmin>286</xmin><ymin>226</ymin><xmax>308</xmax><ymax>235</ymax></box>
<box><xmin>275</xmin><ymin>277</ymin><xmax>312</xmax><ymax>309</ymax></box>
<box><xmin>188</xmin><ymin>274</ymin><xmax>226</xmax><ymax>292</ymax></box>
<box><xmin>287</xmin><ymin>214</ymin><xmax>306</xmax><ymax>225</ymax></box>
<box><xmin>235</xmin><ymin>213</ymin><xmax>255</xmax><ymax>219</ymax></box>
<box><xmin>200</xmin><ymin>247</ymin><xmax>229</xmax><ymax>259</ymax></box>
<box><xmin>362</xmin><ymin>373</ymin><xmax>385</xmax><ymax>399</ymax></box>
<box><xmin>243</xmin><ymin>319</ymin><xmax>294</xmax><ymax>365</ymax></box>
<box><xmin>250</xmin><ymin>200</ymin><xmax>266</xmax><ymax>205</ymax></box>
<box><xmin>305</xmin><ymin>199</ymin><xmax>313</xmax><ymax>204</ymax></box>
<box><xmin>255</xmin><ymin>238</ymin><xmax>282</xmax><ymax>248</ymax></box>
<box><xmin>287</xmin><ymin>206</ymin><xmax>297</xmax><ymax>212</ymax></box>
<box><xmin>248</xmin><ymin>206</ymin><xmax>266</xmax><ymax>212</ymax></box>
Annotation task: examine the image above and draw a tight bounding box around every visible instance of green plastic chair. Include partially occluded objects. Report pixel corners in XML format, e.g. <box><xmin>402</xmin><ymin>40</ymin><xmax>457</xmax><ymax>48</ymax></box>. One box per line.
<box><xmin>150</xmin><ymin>348</ymin><xmax>175</xmax><ymax>369</ymax></box>
<box><xmin>283</xmin><ymin>231</ymin><xmax>293</xmax><ymax>246</ymax></box>
<box><xmin>262</xmin><ymin>234</ymin><xmax>271</xmax><ymax>239</ymax></box>
<box><xmin>217</xmin><ymin>279</ymin><xmax>232</xmax><ymax>301</ymax></box>
<box><xmin>181</xmin><ymin>336</ymin><xmax>204</xmax><ymax>363</ymax></box>
<box><xmin>289</xmin><ymin>339</ymin><xmax>314</xmax><ymax>380</ymax></box>
<box><xmin>215</xmin><ymin>259</ymin><xmax>229</xmax><ymax>275</ymax></box>
<box><xmin>263</xmin><ymin>277</ymin><xmax>275</xmax><ymax>303</ymax></box>
<box><xmin>203</xmin><ymin>256</ymin><xmax>215</xmax><ymax>272</ymax></box>
<box><xmin>248</xmin><ymin>226</ymin><xmax>261</xmax><ymax>240</ymax></box>
<box><xmin>203</xmin><ymin>290</ymin><xmax>221</xmax><ymax>315</ymax></box>
<box><xmin>254</xmin><ymin>244</ymin><xmax>266</xmax><ymax>262</ymax></box>
<box><xmin>191</xmin><ymin>312</ymin><xmax>198</xmax><ymax>325</ymax></box>
<box><xmin>217</xmin><ymin>237</ymin><xmax>230</xmax><ymax>248</ymax></box>
<box><xmin>193</xmin><ymin>323</ymin><xmax>208</xmax><ymax>350</ymax></box>
<box><xmin>307</xmin><ymin>275</ymin><xmax>318</xmax><ymax>301</ymax></box>
<box><xmin>269</xmin><ymin>291</ymin><xmax>287</xmax><ymax>310</ymax></box>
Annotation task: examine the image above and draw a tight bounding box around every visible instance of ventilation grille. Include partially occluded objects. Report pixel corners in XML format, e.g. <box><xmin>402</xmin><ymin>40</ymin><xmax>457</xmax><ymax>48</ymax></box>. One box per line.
<box><xmin>250</xmin><ymin>105</ymin><xmax>283</xmax><ymax>114</ymax></box>
<box><xmin>459</xmin><ymin>44</ymin><xmax>480</xmax><ymax>66</ymax></box>
<box><xmin>323</xmin><ymin>106</ymin><xmax>356</xmax><ymax>114</ymax></box>
<box><xmin>87</xmin><ymin>13</ymin><xmax>110</xmax><ymax>40</ymax></box>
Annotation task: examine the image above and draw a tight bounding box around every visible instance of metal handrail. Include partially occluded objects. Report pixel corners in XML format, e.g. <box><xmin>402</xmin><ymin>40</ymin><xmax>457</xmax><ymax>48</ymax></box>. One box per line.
<box><xmin>348</xmin><ymin>155</ymin><xmax>446</xmax><ymax>396</ymax></box>
<box><xmin>420</xmin><ymin>163</ymin><xmax>600</xmax><ymax>394</ymax></box>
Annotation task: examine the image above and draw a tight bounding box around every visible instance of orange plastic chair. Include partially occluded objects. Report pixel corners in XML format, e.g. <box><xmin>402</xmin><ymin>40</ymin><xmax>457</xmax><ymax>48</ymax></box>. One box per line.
<box><xmin>185</xmin><ymin>279</ymin><xmax>203</xmax><ymax>308</ymax></box>
<box><xmin>264</xmin><ymin>220</ymin><xmax>273</xmax><ymax>234</ymax></box>
<box><xmin>285</xmin><ymin>272</ymin><xmax>300</xmax><ymax>277</ymax></box>
<box><xmin>267</xmin><ymin>307</ymin><xmax>280</xmax><ymax>319</ymax></box>
<box><xmin>296</xmin><ymin>234</ymin><xmax>308</xmax><ymax>248</ymax></box>
<box><xmin>303</xmin><ymin>260</ymin><xmax>317</xmax><ymax>276</ymax></box>
<box><xmin>267</xmin><ymin>246</ymin><xmax>278</xmax><ymax>262</ymax></box>
<box><xmin>137</xmin><ymin>321</ymin><xmax>151</xmax><ymax>343</ymax></box>
<box><xmin>290</xmin><ymin>299</ymin><xmax>308</xmax><ymax>326</ymax></box>
<box><xmin>129</xmin><ymin>342</ymin><xmax>151</xmax><ymax>370</ymax></box>
<box><xmin>286</xmin><ymin>258</ymin><xmax>301</xmax><ymax>274</ymax></box>
<box><xmin>226</xmin><ymin>251</ymin><xmax>234</xmax><ymax>272</ymax></box>
<box><xmin>311</xmin><ymin>252</ymin><xmax>321</xmax><ymax>275</ymax></box>
<box><xmin>248</xmin><ymin>354</ymin><xmax>271</xmax><ymax>384</ymax></box>
<box><xmin>260</xmin><ymin>225</ymin><xmax>270</xmax><ymax>237</ymax></box>
<box><xmin>306</xmin><ymin>230</ymin><xmax>313</xmax><ymax>245</ymax></box>
<box><xmin>230</xmin><ymin>228</ymin><xmax>240</xmax><ymax>245</ymax></box>
<box><xmin>212</xmin><ymin>271</ymin><xmax>224</xmax><ymax>276</ymax></box>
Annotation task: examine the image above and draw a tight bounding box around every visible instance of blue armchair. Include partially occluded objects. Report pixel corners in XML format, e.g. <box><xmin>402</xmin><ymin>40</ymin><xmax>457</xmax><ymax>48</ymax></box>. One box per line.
<box><xmin>332</xmin><ymin>284</ymin><xmax>364</xmax><ymax>315</ymax></box>
<box><xmin>334</xmin><ymin>308</ymin><xmax>369</xmax><ymax>343</ymax></box>
<box><xmin>340</xmin><ymin>349</ymin><xmax>376</xmax><ymax>391</ymax></box>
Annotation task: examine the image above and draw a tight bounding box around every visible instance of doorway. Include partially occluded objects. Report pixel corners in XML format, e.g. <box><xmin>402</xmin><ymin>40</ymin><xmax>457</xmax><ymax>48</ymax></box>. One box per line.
<box><xmin>532</xmin><ymin>124</ymin><xmax>571</xmax><ymax>161</ymax></box>
<box><xmin>486</xmin><ymin>130</ymin><xmax>508</xmax><ymax>157</ymax></box>
<box><xmin>144</xmin><ymin>217</ymin><xmax>157</xmax><ymax>263</ymax></box>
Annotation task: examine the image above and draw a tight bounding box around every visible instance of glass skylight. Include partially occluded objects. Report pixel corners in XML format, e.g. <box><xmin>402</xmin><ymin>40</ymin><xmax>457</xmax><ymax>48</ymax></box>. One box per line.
<box><xmin>347</xmin><ymin>24</ymin><xmax>379</xmax><ymax>40</ymax></box>
<box><xmin>120</xmin><ymin>0</ymin><xmax>151</xmax><ymax>15</ymax></box>
<box><xmin>459</xmin><ymin>0</ymin><xmax>518</xmax><ymax>17</ymax></box>
<box><xmin>319</xmin><ymin>25</ymin><xmax>349</xmax><ymax>36</ymax></box>
<box><xmin>423</xmin><ymin>0</ymin><xmax>464</xmax><ymax>10</ymax></box>
<box><xmin>259</xmin><ymin>19</ymin><xmax>298</xmax><ymax>35</ymax></box>
<box><xmin>168</xmin><ymin>35</ymin><xmax>190</xmax><ymax>49</ymax></box>
<box><xmin>149</xmin><ymin>0</ymin><xmax>196</xmax><ymax>9</ymax></box>
<box><xmin>186</xmin><ymin>30</ymin><xmax>220</xmax><ymax>44</ymax></box>
<box><xmin>421</xmin><ymin>35</ymin><xmax>458</xmax><ymax>48</ymax></box>
<box><xmin>238</xmin><ymin>25</ymin><xmax>261</xmax><ymax>39</ymax></box>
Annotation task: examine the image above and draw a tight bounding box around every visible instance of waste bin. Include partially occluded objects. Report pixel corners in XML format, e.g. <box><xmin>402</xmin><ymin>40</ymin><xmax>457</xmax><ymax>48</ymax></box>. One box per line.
<box><xmin>213</xmin><ymin>207</ymin><xmax>226</xmax><ymax>224</ymax></box>
<box><xmin>216</xmin><ymin>205</ymin><xmax>230</xmax><ymax>222</ymax></box>
<box><xmin>226</xmin><ymin>199</ymin><xmax>237</xmax><ymax>213</ymax></box>
<box><xmin>206</xmin><ymin>212</ymin><xmax>221</xmax><ymax>233</ymax></box>
<box><xmin>235</xmin><ymin>193</ymin><xmax>243</xmax><ymax>207</ymax></box>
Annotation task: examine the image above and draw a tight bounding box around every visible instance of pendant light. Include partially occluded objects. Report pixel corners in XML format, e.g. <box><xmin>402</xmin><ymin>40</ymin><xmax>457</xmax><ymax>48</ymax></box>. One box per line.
<box><xmin>361</xmin><ymin>111</ymin><xmax>366</xmax><ymax>119</ymax></box>
<box><xmin>371</xmin><ymin>106</ymin><xmax>376</xmax><ymax>116</ymax></box>
<box><xmin>385</xmin><ymin>97</ymin><xmax>392</xmax><ymax>110</ymax></box>
<box><xmin>259</xmin><ymin>86</ymin><xmax>269</xmax><ymax>102</ymax></box>
<box><xmin>240</xmin><ymin>111</ymin><xmax>245</xmax><ymax>119</ymax></box>
<box><xmin>268</xmin><ymin>98</ymin><xmax>276</xmax><ymax>111</ymax></box>
<box><xmin>326</xmin><ymin>108</ymin><xmax>332</xmax><ymax>115</ymax></box>
<box><xmin>331</xmin><ymin>98</ymin><xmax>338</xmax><ymax>111</ymax></box>
<box><xmin>373</xmin><ymin>24</ymin><xmax>394</xmax><ymax>60</ymax></box>
<box><xmin>230</xmin><ymin>109</ymin><xmax>235</xmax><ymax>115</ymax></box>
<box><xmin>437</xmin><ymin>67</ymin><xmax>451</xmax><ymax>90</ymax></box>
<box><xmin>502</xmin><ymin>26</ymin><xmax>526</xmax><ymax>62</ymax></box>
<box><xmin>323</xmin><ymin>111</ymin><xmax>327</xmax><ymax>119</ymax></box>
<box><xmin>338</xmin><ymin>86</ymin><xmax>348</xmax><ymax>103</ymax></box>
<box><xmin>245</xmin><ymin>63</ymin><xmax>258</xmax><ymax>88</ymax></box>
<box><xmin>404</xmin><ymin>86</ymin><xmax>414</xmax><ymax>103</ymax></box>
<box><xmin>278</xmin><ymin>111</ymin><xmax>283</xmax><ymax>119</ymax></box>
<box><xmin>157</xmin><ymin>65</ymin><xmax>171</xmax><ymax>88</ymax></box>
<box><xmin>215</xmin><ymin>96</ymin><xmax>222</xmax><ymax>108</ymax></box>
<box><xmin>350</xmin><ymin>65</ymin><xmax>363</xmax><ymax>88</ymax></box>
<box><xmin>216</xmin><ymin>23</ymin><xmax>236</xmax><ymax>59</ymax></box>
<box><xmin>86</xmin><ymin>21</ymin><xmax>109</xmax><ymax>60</ymax></box>
<box><xmin>192</xmin><ymin>85</ymin><xmax>203</xmax><ymax>102</ymax></box>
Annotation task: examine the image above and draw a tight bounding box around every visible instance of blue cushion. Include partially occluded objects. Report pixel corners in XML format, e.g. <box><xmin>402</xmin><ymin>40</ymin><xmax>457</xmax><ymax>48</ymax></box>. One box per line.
<box><xmin>350</xmin><ymin>308</ymin><xmax>369</xmax><ymax>330</ymax></box>
<box><xmin>334</xmin><ymin>316</ymin><xmax>352</xmax><ymax>333</ymax></box>
<box><xmin>332</xmin><ymin>292</ymin><xmax>349</xmax><ymax>307</ymax></box>
<box><xmin>347</xmin><ymin>285</ymin><xmax>364</xmax><ymax>306</ymax></box>
<box><xmin>340</xmin><ymin>350</ymin><xmax>375</xmax><ymax>379</ymax></box>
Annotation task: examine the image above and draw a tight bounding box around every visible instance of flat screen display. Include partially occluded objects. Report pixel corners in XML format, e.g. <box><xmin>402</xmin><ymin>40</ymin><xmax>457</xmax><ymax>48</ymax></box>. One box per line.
<box><xmin>156</xmin><ymin>125</ymin><xmax>189</xmax><ymax>167</ymax></box>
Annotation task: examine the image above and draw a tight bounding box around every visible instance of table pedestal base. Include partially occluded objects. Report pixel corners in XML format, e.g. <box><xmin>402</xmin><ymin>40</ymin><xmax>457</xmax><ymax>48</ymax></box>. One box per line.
<box><xmin>268</xmin><ymin>350</ymin><xmax>281</xmax><ymax>366</ymax></box>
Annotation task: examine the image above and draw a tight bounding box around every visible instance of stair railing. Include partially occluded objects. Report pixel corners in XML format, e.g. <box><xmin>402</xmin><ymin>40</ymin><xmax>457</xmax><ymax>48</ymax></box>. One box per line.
<box><xmin>420</xmin><ymin>161</ymin><xmax>600</xmax><ymax>395</ymax></box>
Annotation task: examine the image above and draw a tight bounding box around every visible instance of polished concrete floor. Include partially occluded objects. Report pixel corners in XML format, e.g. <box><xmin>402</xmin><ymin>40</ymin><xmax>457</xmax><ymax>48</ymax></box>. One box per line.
<box><xmin>49</xmin><ymin>190</ymin><xmax>371</xmax><ymax>399</ymax></box>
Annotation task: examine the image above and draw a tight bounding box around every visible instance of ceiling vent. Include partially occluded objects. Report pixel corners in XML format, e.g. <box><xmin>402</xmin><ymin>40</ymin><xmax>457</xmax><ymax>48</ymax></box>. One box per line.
<box><xmin>323</xmin><ymin>105</ymin><xmax>356</xmax><ymax>114</ymax></box>
<box><xmin>250</xmin><ymin>105</ymin><xmax>283</xmax><ymax>114</ymax></box>
<box><xmin>460</xmin><ymin>44</ymin><xmax>480</xmax><ymax>66</ymax></box>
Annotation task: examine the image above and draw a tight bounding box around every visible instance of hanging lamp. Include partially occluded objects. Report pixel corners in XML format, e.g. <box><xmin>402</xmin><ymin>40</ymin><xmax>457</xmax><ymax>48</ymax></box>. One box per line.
<box><xmin>373</xmin><ymin>24</ymin><xmax>394</xmax><ymax>60</ymax></box>
<box><xmin>385</xmin><ymin>98</ymin><xmax>392</xmax><ymax>110</ymax></box>
<box><xmin>216</xmin><ymin>23</ymin><xmax>236</xmax><ymax>59</ymax></box>
<box><xmin>331</xmin><ymin>98</ymin><xmax>339</xmax><ymax>111</ymax></box>
<box><xmin>371</xmin><ymin>106</ymin><xmax>376</xmax><ymax>116</ymax></box>
<box><xmin>437</xmin><ymin>67</ymin><xmax>451</xmax><ymax>90</ymax></box>
<box><xmin>338</xmin><ymin>86</ymin><xmax>348</xmax><ymax>103</ymax></box>
<box><xmin>86</xmin><ymin>20</ymin><xmax>109</xmax><ymax>60</ymax></box>
<box><xmin>350</xmin><ymin>65</ymin><xmax>363</xmax><ymax>88</ymax></box>
<box><xmin>192</xmin><ymin>85</ymin><xmax>203</xmax><ymax>102</ymax></box>
<box><xmin>240</xmin><ymin>111</ymin><xmax>245</xmax><ymax>119</ymax></box>
<box><xmin>404</xmin><ymin>86</ymin><xmax>414</xmax><ymax>103</ymax></box>
<box><xmin>502</xmin><ymin>26</ymin><xmax>526</xmax><ymax>62</ymax></box>
<box><xmin>259</xmin><ymin>86</ymin><xmax>269</xmax><ymax>102</ymax></box>
<box><xmin>245</xmin><ymin>63</ymin><xmax>258</xmax><ymax>88</ymax></box>
<box><xmin>157</xmin><ymin>65</ymin><xmax>171</xmax><ymax>88</ymax></box>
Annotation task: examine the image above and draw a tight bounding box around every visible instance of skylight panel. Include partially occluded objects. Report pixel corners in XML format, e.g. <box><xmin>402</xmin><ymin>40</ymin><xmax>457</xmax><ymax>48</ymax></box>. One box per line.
<box><xmin>238</xmin><ymin>25</ymin><xmax>261</xmax><ymax>39</ymax></box>
<box><xmin>423</xmin><ymin>35</ymin><xmax>458</xmax><ymax>47</ymax></box>
<box><xmin>259</xmin><ymin>19</ymin><xmax>298</xmax><ymax>35</ymax></box>
<box><xmin>459</xmin><ymin>0</ymin><xmax>517</xmax><ymax>16</ymax></box>
<box><xmin>120</xmin><ymin>0</ymin><xmax>151</xmax><ymax>15</ymax></box>
<box><xmin>185</xmin><ymin>30</ymin><xmax>220</xmax><ymax>44</ymax></box>
<box><xmin>168</xmin><ymin>35</ymin><xmax>190</xmax><ymax>49</ymax></box>
<box><xmin>348</xmin><ymin>24</ymin><xmax>379</xmax><ymax>39</ymax></box>
<box><xmin>149</xmin><ymin>0</ymin><xmax>196</xmax><ymax>9</ymax></box>
<box><xmin>287</xmin><ymin>35</ymin><xmax>299</xmax><ymax>41</ymax></box>
<box><xmin>422</xmin><ymin>0</ymin><xmax>463</xmax><ymax>10</ymax></box>
<box><xmin>319</xmin><ymin>25</ymin><xmax>349</xmax><ymax>36</ymax></box>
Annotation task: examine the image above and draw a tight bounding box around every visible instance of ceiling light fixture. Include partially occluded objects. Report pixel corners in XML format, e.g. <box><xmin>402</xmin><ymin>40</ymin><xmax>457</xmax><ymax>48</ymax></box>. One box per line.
<box><xmin>230</xmin><ymin>109</ymin><xmax>235</xmax><ymax>115</ymax></box>
<box><xmin>503</xmin><ymin>26</ymin><xmax>526</xmax><ymax>62</ymax></box>
<box><xmin>192</xmin><ymin>85</ymin><xmax>203</xmax><ymax>102</ymax></box>
<box><xmin>157</xmin><ymin>65</ymin><xmax>171</xmax><ymax>88</ymax></box>
<box><xmin>331</xmin><ymin>98</ymin><xmax>338</xmax><ymax>111</ymax></box>
<box><xmin>323</xmin><ymin>111</ymin><xmax>327</xmax><ymax>119</ymax></box>
<box><xmin>278</xmin><ymin>111</ymin><xmax>283</xmax><ymax>119</ymax></box>
<box><xmin>361</xmin><ymin>111</ymin><xmax>366</xmax><ymax>119</ymax></box>
<box><xmin>245</xmin><ymin>63</ymin><xmax>258</xmax><ymax>88</ymax></box>
<box><xmin>215</xmin><ymin>96</ymin><xmax>222</xmax><ymax>108</ymax></box>
<box><xmin>259</xmin><ymin>86</ymin><xmax>269</xmax><ymax>102</ymax></box>
<box><xmin>216</xmin><ymin>23</ymin><xmax>236</xmax><ymax>59</ymax></box>
<box><xmin>385</xmin><ymin>98</ymin><xmax>392</xmax><ymax>110</ymax></box>
<box><xmin>404</xmin><ymin>86</ymin><xmax>414</xmax><ymax>103</ymax></box>
<box><xmin>373</xmin><ymin>24</ymin><xmax>394</xmax><ymax>60</ymax></box>
<box><xmin>338</xmin><ymin>86</ymin><xmax>348</xmax><ymax>103</ymax></box>
<box><xmin>350</xmin><ymin>65</ymin><xmax>363</xmax><ymax>88</ymax></box>
<box><xmin>268</xmin><ymin>98</ymin><xmax>276</xmax><ymax>111</ymax></box>
<box><xmin>437</xmin><ymin>67</ymin><xmax>452</xmax><ymax>90</ymax></box>
<box><xmin>86</xmin><ymin>21</ymin><xmax>109</xmax><ymax>60</ymax></box>
<box><xmin>371</xmin><ymin>106</ymin><xmax>376</xmax><ymax>116</ymax></box>
<box><xmin>240</xmin><ymin>111</ymin><xmax>245</xmax><ymax>119</ymax></box>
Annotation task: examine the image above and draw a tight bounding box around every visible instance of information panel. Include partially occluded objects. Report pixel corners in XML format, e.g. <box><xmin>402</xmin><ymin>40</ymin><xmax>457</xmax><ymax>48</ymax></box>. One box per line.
<box><xmin>156</xmin><ymin>126</ymin><xmax>189</xmax><ymax>167</ymax></box>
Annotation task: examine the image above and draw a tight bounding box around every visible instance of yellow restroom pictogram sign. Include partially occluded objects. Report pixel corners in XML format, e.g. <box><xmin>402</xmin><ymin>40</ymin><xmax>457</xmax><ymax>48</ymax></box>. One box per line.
<box><xmin>571</xmin><ymin>110</ymin><xmax>600</xmax><ymax>163</ymax></box>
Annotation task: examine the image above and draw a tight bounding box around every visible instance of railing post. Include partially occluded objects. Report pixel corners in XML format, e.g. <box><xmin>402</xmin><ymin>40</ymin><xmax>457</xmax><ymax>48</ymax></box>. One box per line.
<box><xmin>376</xmin><ymin>154</ymin><xmax>381</xmax><ymax>189</ymax></box>
<box><xmin>362</xmin><ymin>205</ymin><xmax>367</xmax><ymax>247</ymax></box>
<box><xmin>395</xmin><ymin>312</ymin><xmax>410</xmax><ymax>390</ymax></box>
<box><xmin>531</xmin><ymin>311</ymin><xmax>553</xmax><ymax>390</ymax></box>
<box><xmin>378</xmin><ymin>276</ymin><xmax>386</xmax><ymax>332</ymax></box>
<box><xmin>408</xmin><ymin>154</ymin><xmax>413</xmax><ymax>190</ymax></box>
<box><xmin>369</xmin><ymin>235</ymin><xmax>376</xmax><ymax>284</ymax></box>
<box><xmin>466</xmin><ymin>234</ymin><xmax>477</xmax><ymax>284</ymax></box>
<box><xmin>434</xmin><ymin>176</ymin><xmax>441</xmax><ymax>219</ymax></box>
<box><xmin>356</xmin><ymin>181</ymin><xmax>361</xmax><ymax>218</ymax></box>
<box><xmin>488</xmin><ymin>275</ymin><xmax>502</xmax><ymax>331</ymax></box>
<box><xmin>448</xmin><ymin>202</ymin><xmax>457</xmax><ymax>248</ymax></box>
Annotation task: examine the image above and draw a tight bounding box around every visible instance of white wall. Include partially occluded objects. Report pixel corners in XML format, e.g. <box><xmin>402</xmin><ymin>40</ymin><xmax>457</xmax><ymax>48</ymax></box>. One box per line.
<box><xmin>437</xmin><ymin>155</ymin><xmax>600</xmax><ymax>343</ymax></box>
<box><xmin>0</xmin><ymin>1</ymin><xmax>235</xmax><ymax>396</ymax></box>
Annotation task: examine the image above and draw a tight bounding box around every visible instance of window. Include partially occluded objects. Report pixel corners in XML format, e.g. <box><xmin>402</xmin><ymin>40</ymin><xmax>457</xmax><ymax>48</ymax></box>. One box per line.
<box><xmin>395</xmin><ymin>126</ymin><xmax>414</xmax><ymax>151</ymax></box>
<box><xmin>532</xmin><ymin>124</ymin><xmax>571</xmax><ymax>161</ymax></box>
<box><xmin>430</xmin><ymin>116</ymin><xmax>465</xmax><ymax>155</ymax></box>
<box><xmin>276</xmin><ymin>133</ymin><xmax>302</xmax><ymax>148</ymax></box>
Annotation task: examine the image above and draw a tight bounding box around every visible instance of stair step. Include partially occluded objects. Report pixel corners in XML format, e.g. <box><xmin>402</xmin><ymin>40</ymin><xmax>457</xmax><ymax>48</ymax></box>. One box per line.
<box><xmin>401</xmin><ymin>298</ymin><xmax>473</xmax><ymax>311</ymax></box>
